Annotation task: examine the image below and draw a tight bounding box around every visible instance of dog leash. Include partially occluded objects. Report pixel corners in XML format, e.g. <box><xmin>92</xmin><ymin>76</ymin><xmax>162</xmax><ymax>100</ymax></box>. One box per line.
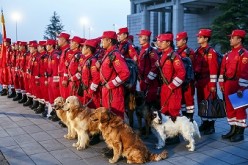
<box><xmin>83</xmin><ymin>98</ymin><xmax>93</xmax><ymax>108</ymax></box>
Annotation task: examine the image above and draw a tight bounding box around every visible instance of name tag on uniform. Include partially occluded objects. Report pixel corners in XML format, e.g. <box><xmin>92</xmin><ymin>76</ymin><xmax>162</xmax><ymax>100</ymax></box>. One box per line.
<box><xmin>228</xmin><ymin>89</ymin><xmax>248</xmax><ymax>109</ymax></box>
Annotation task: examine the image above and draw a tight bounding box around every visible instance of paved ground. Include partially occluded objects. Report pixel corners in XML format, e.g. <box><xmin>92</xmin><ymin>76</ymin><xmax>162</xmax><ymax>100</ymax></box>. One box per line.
<box><xmin>0</xmin><ymin>95</ymin><xmax>248</xmax><ymax>165</ymax></box>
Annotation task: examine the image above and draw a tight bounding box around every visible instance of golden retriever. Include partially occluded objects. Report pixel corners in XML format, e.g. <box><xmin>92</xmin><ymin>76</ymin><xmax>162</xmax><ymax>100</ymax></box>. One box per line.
<box><xmin>62</xmin><ymin>96</ymin><xmax>99</xmax><ymax>150</ymax></box>
<box><xmin>90</xmin><ymin>107</ymin><xmax>168</xmax><ymax>164</ymax></box>
<box><xmin>54</xmin><ymin>97</ymin><xmax>77</xmax><ymax>140</ymax></box>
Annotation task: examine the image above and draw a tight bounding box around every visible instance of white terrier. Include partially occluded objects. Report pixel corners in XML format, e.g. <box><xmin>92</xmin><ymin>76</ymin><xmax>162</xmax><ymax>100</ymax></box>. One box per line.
<box><xmin>151</xmin><ymin>109</ymin><xmax>201</xmax><ymax>151</ymax></box>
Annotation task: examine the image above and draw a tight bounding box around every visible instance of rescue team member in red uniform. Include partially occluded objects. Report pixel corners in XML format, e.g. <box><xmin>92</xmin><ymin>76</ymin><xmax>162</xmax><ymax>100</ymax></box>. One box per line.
<box><xmin>117</xmin><ymin>27</ymin><xmax>138</xmax><ymax>61</ymax></box>
<box><xmin>12</xmin><ymin>42</ymin><xmax>22</xmax><ymax>100</ymax></box>
<box><xmin>157</xmin><ymin>33</ymin><xmax>185</xmax><ymax>120</ymax></box>
<box><xmin>1</xmin><ymin>38</ymin><xmax>12</xmax><ymax>96</ymax></box>
<box><xmin>7</xmin><ymin>42</ymin><xmax>17</xmax><ymax>98</ymax></box>
<box><xmin>4</xmin><ymin>38</ymin><xmax>13</xmax><ymax>96</ymax></box>
<box><xmin>57</xmin><ymin>32</ymin><xmax>70</xmax><ymax>99</ymax></box>
<box><xmin>23</xmin><ymin>41</ymin><xmax>38</xmax><ymax>106</ymax></box>
<box><xmin>137</xmin><ymin>30</ymin><xmax>160</xmax><ymax>108</ymax></box>
<box><xmin>219</xmin><ymin>30</ymin><xmax>248</xmax><ymax>142</ymax></box>
<box><xmin>13</xmin><ymin>42</ymin><xmax>27</xmax><ymax>101</ymax></box>
<box><xmin>64</xmin><ymin>36</ymin><xmax>82</xmax><ymax>96</ymax></box>
<box><xmin>194</xmin><ymin>29</ymin><xmax>219</xmax><ymax>135</ymax></box>
<box><xmin>156</xmin><ymin>33</ymin><xmax>186</xmax><ymax>144</ymax></box>
<box><xmin>35</xmin><ymin>41</ymin><xmax>49</xmax><ymax>114</ymax></box>
<box><xmin>97</xmin><ymin>31</ymin><xmax>130</xmax><ymax>119</ymax></box>
<box><xmin>176</xmin><ymin>32</ymin><xmax>195</xmax><ymax>121</ymax></box>
<box><xmin>80</xmin><ymin>39</ymin><xmax>101</xmax><ymax>108</ymax></box>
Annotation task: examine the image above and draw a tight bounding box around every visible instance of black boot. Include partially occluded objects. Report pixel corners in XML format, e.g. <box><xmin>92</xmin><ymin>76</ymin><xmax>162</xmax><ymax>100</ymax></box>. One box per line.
<box><xmin>23</xmin><ymin>97</ymin><xmax>33</xmax><ymax>106</ymax></box>
<box><xmin>204</xmin><ymin>120</ymin><xmax>215</xmax><ymax>135</ymax></box>
<box><xmin>51</xmin><ymin>113</ymin><xmax>60</xmax><ymax>122</ymax></box>
<box><xmin>13</xmin><ymin>93</ymin><xmax>22</xmax><ymax>101</ymax></box>
<box><xmin>18</xmin><ymin>94</ymin><xmax>27</xmax><ymax>103</ymax></box>
<box><xmin>186</xmin><ymin>113</ymin><xmax>194</xmax><ymax>122</ymax></box>
<box><xmin>230</xmin><ymin>126</ymin><xmax>245</xmax><ymax>142</ymax></box>
<box><xmin>166</xmin><ymin>135</ymin><xmax>180</xmax><ymax>145</ymax></box>
<box><xmin>1</xmin><ymin>88</ymin><xmax>8</xmax><ymax>96</ymax></box>
<box><xmin>89</xmin><ymin>134</ymin><xmax>101</xmax><ymax>145</ymax></box>
<box><xmin>35</xmin><ymin>103</ymin><xmax>45</xmax><ymax>114</ymax></box>
<box><xmin>199</xmin><ymin>120</ymin><xmax>209</xmax><ymax>132</ymax></box>
<box><xmin>222</xmin><ymin>125</ymin><xmax>236</xmax><ymax>139</ymax></box>
<box><xmin>7</xmin><ymin>88</ymin><xmax>16</xmax><ymax>98</ymax></box>
<box><xmin>42</xmin><ymin>107</ymin><xmax>48</xmax><ymax>117</ymax></box>
<box><xmin>30</xmin><ymin>100</ymin><xmax>39</xmax><ymax>109</ymax></box>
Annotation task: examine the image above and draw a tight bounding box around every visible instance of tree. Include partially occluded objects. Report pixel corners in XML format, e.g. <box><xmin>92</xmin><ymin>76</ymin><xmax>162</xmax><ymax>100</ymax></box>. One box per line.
<box><xmin>211</xmin><ymin>0</ymin><xmax>248</xmax><ymax>53</ymax></box>
<box><xmin>44</xmin><ymin>11</ymin><xmax>64</xmax><ymax>40</ymax></box>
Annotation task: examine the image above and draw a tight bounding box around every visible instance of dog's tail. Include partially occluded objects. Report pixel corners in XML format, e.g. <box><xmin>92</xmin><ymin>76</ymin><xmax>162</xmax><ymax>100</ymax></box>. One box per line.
<box><xmin>149</xmin><ymin>150</ymin><xmax>168</xmax><ymax>162</ymax></box>
<box><xmin>193</xmin><ymin>121</ymin><xmax>201</xmax><ymax>139</ymax></box>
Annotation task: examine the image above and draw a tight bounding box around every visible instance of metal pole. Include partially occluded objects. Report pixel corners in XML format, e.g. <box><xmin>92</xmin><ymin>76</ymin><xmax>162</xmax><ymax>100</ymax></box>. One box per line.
<box><xmin>15</xmin><ymin>21</ymin><xmax>18</xmax><ymax>41</ymax></box>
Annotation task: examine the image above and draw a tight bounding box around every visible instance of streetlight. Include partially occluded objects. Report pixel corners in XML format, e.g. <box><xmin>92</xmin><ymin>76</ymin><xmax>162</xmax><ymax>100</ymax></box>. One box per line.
<box><xmin>12</xmin><ymin>12</ymin><xmax>21</xmax><ymax>41</ymax></box>
<box><xmin>88</xmin><ymin>27</ymin><xmax>93</xmax><ymax>39</ymax></box>
<box><xmin>80</xmin><ymin>17</ymin><xmax>88</xmax><ymax>38</ymax></box>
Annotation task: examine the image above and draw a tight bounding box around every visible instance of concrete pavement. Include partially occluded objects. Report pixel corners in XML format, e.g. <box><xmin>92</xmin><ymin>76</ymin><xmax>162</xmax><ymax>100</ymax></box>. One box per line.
<box><xmin>0</xmin><ymin>95</ymin><xmax>248</xmax><ymax>165</ymax></box>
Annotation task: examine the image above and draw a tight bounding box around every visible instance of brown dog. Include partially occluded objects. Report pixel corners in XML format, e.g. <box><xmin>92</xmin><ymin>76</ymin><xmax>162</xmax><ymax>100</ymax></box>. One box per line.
<box><xmin>62</xmin><ymin>96</ymin><xmax>99</xmax><ymax>150</ymax></box>
<box><xmin>53</xmin><ymin>97</ymin><xmax>77</xmax><ymax>140</ymax></box>
<box><xmin>90</xmin><ymin>107</ymin><xmax>168</xmax><ymax>164</ymax></box>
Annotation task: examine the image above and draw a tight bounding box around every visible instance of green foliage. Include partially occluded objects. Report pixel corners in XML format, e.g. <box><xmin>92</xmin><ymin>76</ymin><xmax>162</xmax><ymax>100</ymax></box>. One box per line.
<box><xmin>43</xmin><ymin>11</ymin><xmax>64</xmax><ymax>40</ymax></box>
<box><xmin>211</xmin><ymin>0</ymin><xmax>248</xmax><ymax>53</ymax></box>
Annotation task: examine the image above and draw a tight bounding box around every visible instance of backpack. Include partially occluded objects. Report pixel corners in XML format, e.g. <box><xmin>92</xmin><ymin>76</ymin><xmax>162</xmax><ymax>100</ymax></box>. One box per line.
<box><xmin>202</xmin><ymin>47</ymin><xmax>223</xmax><ymax>78</ymax></box>
<box><xmin>108</xmin><ymin>50</ymin><xmax>138</xmax><ymax>89</ymax></box>
<box><xmin>169</xmin><ymin>50</ymin><xmax>194</xmax><ymax>86</ymax></box>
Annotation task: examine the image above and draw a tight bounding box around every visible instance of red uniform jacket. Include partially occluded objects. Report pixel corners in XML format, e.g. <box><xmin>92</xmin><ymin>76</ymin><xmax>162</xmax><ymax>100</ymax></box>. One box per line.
<box><xmin>58</xmin><ymin>44</ymin><xmax>70</xmax><ymax>77</ymax></box>
<box><xmin>47</xmin><ymin>50</ymin><xmax>60</xmax><ymax>82</ymax></box>
<box><xmin>194</xmin><ymin>45</ymin><xmax>218</xmax><ymax>88</ymax></box>
<box><xmin>118</xmin><ymin>40</ymin><xmax>138</xmax><ymax>60</ymax></box>
<box><xmin>100</xmin><ymin>46</ymin><xmax>130</xmax><ymax>89</ymax></box>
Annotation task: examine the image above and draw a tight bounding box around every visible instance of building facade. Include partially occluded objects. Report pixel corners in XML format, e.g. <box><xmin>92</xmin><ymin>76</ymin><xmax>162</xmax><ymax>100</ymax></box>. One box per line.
<box><xmin>128</xmin><ymin>0</ymin><xmax>226</xmax><ymax>49</ymax></box>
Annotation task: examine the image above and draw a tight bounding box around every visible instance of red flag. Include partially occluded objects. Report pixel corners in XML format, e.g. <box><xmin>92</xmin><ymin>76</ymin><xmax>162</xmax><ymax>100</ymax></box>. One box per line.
<box><xmin>1</xmin><ymin>9</ymin><xmax>8</xmax><ymax>84</ymax></box>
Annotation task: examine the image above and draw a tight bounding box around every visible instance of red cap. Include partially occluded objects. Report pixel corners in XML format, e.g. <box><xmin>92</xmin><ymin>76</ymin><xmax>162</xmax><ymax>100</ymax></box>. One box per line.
<box><xmin>58</xmin><ymin>32</ymin><xmax>70</xmax><ymax>40</ymax></box>
<box><xmin>101</xmin><ymin>31</ymin><xmax>117</xmax><ymax>40</ymax></box>
<box><xmin>17</xmin><ymin>41</ymin><xmax>21</xmax><ymax>45</ymax></box>
<box><xmin>117</xmin><ymin>27</ymin><xmax>128</xmax><ymax>35</ymax></box>
<box><xmin>176</xmin><ymin>32</ymin><xmax>188</xmax><ymax>41</ymax></box>
<box><xmin>197</xmin><ymin>29</ymin><xmax>212</xmax><ymax>37</ymax></box>
<box><xmin>157</xmin><ymin>33</ymin><xmax>174</xmax><ymax>41</ymax></box>
<box><xmin>46</xmin><ymin>39</ymin><xmax>56</xmax><ymax>45</ymax></box>
<box><xmin>19</xmin><ymin>42</ymin><xmax>27</xmax><ymax>46</ymax></box>
<box><xmin>228</xmin><ymin>29</ymin><xmax>246</xmax><ymax>38</ymax></box>
<box><xmin>3</xmin><ymin>38</ymin><xmax>11</xmax><ymax>43</ymax></box>
<box><xmin>71</xmin><ymin>36</ymin><xmax>82</xmax><ymax>44</ymax></box>
<box><xmin>80</xmin><ymin>38</ymin><xmax>86</xmax><ymax>45</ymax></box>
<box><xmin>84</xmin><ymin>39</ymin><xmax>98</xmax><ymax>48</ymax></box>
<box><xmin>38</xmin><ymin>41</ymin><xmax>46</xmax><ymax>46</ymax></box>
<box><xmin>29</xmin><ymin>41</ymin><xmax>38</xmax><ymax>47</ymax></box>
<box><xmin>136</xmin><ymin>30</ymin><xmax>151</xmax><ymax>37</ymax></box>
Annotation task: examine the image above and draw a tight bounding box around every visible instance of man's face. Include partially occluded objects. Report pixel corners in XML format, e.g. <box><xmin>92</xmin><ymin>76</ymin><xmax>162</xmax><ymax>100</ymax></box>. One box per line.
<box><xmin>230</xmin><ymin>36</ymin><xmax>241</xmax><ymax>47</ymax></box>
<box><xmin>29</xmin><ymin>46</ymin><xmax>36</xmax><ymax>54</ymax></box>
<box><xmin>70</xmin><ymin>41</ymin><xmax>78</xmax><ymax>50</ymax></box>
<box><xmin>197</xmin><ymin>36</ymin><xmax>207</xmax><ymax>44</ymax></box>
<box><xmin>138</xmin><ymin>35</ymin><xmax>148</xmax><ymax>45</ymax></box>
<box><xmin>46</xmin><ymin>45</ymin><xmax>53</xmax><ymax>52</ymax></box>
<box><xmin>118</xmin><ymin>33</ymin><xmax>127</xmax><ymax>42</ymax></box>
<box><xmin>157</xmin><ymin>40</ymin><xmax>170</xmax><ymax>50</ymax></box>
<box><xmin>176</xmin><ymin>39</ymin><xmax>186</xmax><ymax>48</ymax></box>
<box><xmin>101</xmin><ymin>38</ymin><xmax>111</xmax><ymax>49</ymax></box>
<box><xmin>58</xmin><ymin>37</ymin><xmax>66</xmax><ymax>47</ymax></box>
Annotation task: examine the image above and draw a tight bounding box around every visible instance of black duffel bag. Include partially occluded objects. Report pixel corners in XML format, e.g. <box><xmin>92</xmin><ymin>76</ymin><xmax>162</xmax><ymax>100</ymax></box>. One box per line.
<box><xmin>198</xmin><ymin>93</ymin><xmax>226</xmax><ymax>118</ymax></box>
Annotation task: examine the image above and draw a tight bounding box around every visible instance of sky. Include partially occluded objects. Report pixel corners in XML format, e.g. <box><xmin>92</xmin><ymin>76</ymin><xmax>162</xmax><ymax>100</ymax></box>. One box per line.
<box><xmin>1</xmin><ymin>0</ymin><xmax>130</xmax><ymax>42</ymax></box>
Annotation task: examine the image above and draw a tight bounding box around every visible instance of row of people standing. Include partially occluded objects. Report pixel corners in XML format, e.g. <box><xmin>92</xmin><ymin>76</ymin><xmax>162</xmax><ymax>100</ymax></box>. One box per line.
<box><xmin>0</xmin><ymin>28</ymin><xmax>247</xmax><ymax>143</ymax></box>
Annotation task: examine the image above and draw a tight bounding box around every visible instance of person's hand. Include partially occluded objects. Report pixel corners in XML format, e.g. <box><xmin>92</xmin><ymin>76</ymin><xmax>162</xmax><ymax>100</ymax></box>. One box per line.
<box><xmin>155</xmin><ymin>60</ymin><xmax>160</xmax><ymax>67</ymax></box>
<box><xmin>44</xmin><ymin>81</ymin><xmax>48</xmax><ymax>86</ymax></box>
<box><xmin>62</xmin><ymin>80</ymin><xmax>68</xmax><ymax>87</ymax></box>
<box><xmin>220</xmin><ymin>86</ymin><xmax>224</xmax><ymax>93</ymax></box>
<box><xmin>105</xmin><ymin>83</ymin><xmax>110</xmax><ymax>89</ymax></box>
<box><xmin>210</xmin><ymin>87</ymin><xmax>216</xmax><ymax>92</ymax></box>
<box><xmin>237</xmin><ymin>90</ymin><xmax>243</xmax><ymax>98</ymax></box>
